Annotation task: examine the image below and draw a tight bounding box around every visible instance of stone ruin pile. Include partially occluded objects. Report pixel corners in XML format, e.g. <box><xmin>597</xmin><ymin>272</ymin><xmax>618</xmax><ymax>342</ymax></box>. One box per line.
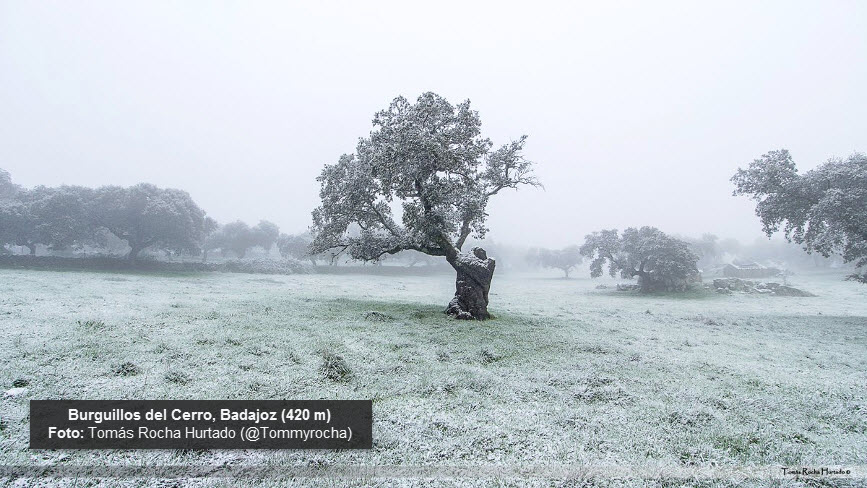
<box><xmin>711</xmin><ymin>278</ymin><xmax>815</xmax><ymax>297</ymax></box>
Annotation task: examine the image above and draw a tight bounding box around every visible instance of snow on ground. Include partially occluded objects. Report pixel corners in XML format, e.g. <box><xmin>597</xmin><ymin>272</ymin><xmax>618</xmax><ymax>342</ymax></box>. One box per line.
<box><xmin>0</xmin><ymin>267</ymin><xmax>865</xmax><ymax>487</ymax></box>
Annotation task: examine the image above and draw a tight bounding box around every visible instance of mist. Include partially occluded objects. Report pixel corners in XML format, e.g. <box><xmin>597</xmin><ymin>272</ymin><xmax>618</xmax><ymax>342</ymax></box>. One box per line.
<box><xmin>1</xmin><ymin>1</ymin><xmax>865</xmax><ymax>248</ymax></box>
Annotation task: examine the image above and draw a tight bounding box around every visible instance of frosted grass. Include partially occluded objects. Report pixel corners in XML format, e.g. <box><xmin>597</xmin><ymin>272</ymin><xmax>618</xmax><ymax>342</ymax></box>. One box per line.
<box><xmin>1</xmin><ymin>268</ymin><xmax>865</xmax><ymax>486</ymax></box>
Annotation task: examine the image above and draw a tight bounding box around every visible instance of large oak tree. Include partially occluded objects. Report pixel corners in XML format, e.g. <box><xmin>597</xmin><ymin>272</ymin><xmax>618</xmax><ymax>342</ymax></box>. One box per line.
<box><xmin>580</xmin><ymin>227</ymin><xmax>699</xmax><ymax>292</ymax></box>
<box><xmin>732</xmin><ymin>150</ymin><xmax>867</xmax><ymax>283</ymax></box>
<box><xmin>0</xmin><ymin>185</ymin><xmax>94</xmax><ymax>254</ymax></box>
<box><xmin>91</xmin><ymin>183</ymin><xmax>206</xmax><ymax>261</ymax></box>
<box><xmin>311</xmin><ymin>93</ymin><xmax>539</xmax><ymax>319</ymax></box>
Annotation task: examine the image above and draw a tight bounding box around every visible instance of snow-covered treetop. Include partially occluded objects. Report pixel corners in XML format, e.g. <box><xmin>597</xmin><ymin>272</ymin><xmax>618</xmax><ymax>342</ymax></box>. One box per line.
<box><xmin>311</xmin><ymin>92</ymin><xmax>539</xmax><ymax>262</ymax></box>
<box><xmin>732</xmin><ymin>150</ymin><xmax>867</xmax><ymax>282</ymax></box>
<box><xmin>580</xmin><ymin>226</ymin><xmax>699</xmax><ymax>291</ymax></box>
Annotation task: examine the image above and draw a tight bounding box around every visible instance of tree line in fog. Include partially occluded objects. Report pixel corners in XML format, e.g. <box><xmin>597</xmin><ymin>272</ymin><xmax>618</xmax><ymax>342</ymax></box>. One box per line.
<box><xmin>0</xmin><ymin>170</ymin><xmax>313</xmax><ymax>263</ymax></box>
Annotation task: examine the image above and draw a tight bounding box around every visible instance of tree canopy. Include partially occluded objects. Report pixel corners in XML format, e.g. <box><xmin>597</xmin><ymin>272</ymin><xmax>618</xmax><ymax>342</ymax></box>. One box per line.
<box><xmin>530</xmin><ymin>245</ymin><xmax>583</xmax><ymax>278</ymax></box>
<box><xmin>311</xmin><ymin>92</ymin><xmax>538</xmax><ymax>263</ymax></box>
<box><xmin>580</xmin><ymin>227</ymin><xmax>699</xmax><ymax>292</ymax></box>
<box><xmin>732</xmin><ymin>150</ymin><xmax>867</xmax><ymax>282</ymax></box>
<box><xmin>251</xmin><ymin>220</ymin><xmax>280</xmax><ymax>252</ymax></box>
<box><xmin>277</xmin><ymin>232</ymin><xmax>318</xmax><ymax>264</ymax></box>
<box><xmin>208</xmin><ymin>220</ymin><xmax>280</xmax><ymax>259</ymax></box>
<box><xmin>311</xmin><ymin>92</ymin><xmax>539</xmax><ymax>319</ymax></box>
<box><xmin>25</xmin><ymin>186</ymin><xmax>94</xmax><ymax>252</ymax></box>
<box><xmin>0</xmin><ymin>184</ymin><xmax>94</xmax><ymax>254</ymax></box>
<box><xmin>91</xmin><ymin>183</ymin><xmax>206</xmax><ymax>260</ymax></box>
<box><xmin>0</xmin><ymin>168</ymin><xmax>19</xmax><ymax>201</ymax></box>
<box><xmin>684</xmin><ymin>233</ymin><xmax>722</xmax><ymax>270</ymax></box>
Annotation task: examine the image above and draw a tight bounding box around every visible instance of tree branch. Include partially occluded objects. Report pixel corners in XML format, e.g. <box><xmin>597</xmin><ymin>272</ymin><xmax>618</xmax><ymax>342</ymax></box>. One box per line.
<box><xmin>455</xmin><ymin>220</ymin><xmax>472</xmax><ymax>250</ymax></box>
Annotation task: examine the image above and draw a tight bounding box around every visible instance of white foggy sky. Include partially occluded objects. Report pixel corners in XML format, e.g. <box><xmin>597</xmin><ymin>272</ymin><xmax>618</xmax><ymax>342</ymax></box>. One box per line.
<box><xmin>1</xmin><ymin>1</ymin><xmax>865</xmax><ymax>248</ymax></box>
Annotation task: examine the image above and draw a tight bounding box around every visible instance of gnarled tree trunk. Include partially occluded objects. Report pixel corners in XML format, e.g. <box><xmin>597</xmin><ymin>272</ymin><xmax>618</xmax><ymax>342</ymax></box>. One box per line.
<box><xmin>128</xmin><ymin>244</ymin><xmax>143</xmax><ymax>263</ymax></box>
<box><xmin>445</xmin><ymin>247</ymin><xmax>496</xmax><ymax>320</ymax></box>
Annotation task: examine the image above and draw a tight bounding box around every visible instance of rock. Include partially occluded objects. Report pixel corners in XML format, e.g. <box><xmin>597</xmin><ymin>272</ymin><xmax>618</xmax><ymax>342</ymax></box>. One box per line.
<box><xmin>616</xmin><ymin>283</ymin><xmax>639</xmax><ymax>291</ymax></box>
<box><xmin>755</xmin><ymin>282</ymin><xmax>781</xmax><ymax>291</ymax></box>
<box><xmin>4</xmin><ymin>387</ymin><xmax>28</xmax><ymax>398</ymax></box>
<box><xmin>714</xmin><ymin>278</ymin><xmax>812</xmax><ymax>297</ymax></box>
<box><xmin>595</xmin><ymin>284</ymin><xmax>609</xmax><ymax>289</ymax></box>
<box><xmin>713</xmin><ymin>277</ymin><xmax>760</xmax><ymax>292</ymax></box>
<box><xmin>713</xmin><ymin>278</ymin><xmax>742</xmax><ymax>290</ymax></box>
<box><xmin>773</xmin><ymin>286</ymin><xmax>816</xmax><ymax>297</ymax></box>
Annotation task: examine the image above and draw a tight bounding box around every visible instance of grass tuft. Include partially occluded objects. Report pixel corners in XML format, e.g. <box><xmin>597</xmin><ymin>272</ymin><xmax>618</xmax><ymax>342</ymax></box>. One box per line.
<box><xmin>113</xmin><ymin>362</ymin><xmax>142</xmax><ymax>377</ymax></box>
<box><xmin>164</xmin><ymin>370</ymin><xmax>192</xmax><ymax>385</ymax></box>
<box><xmin>76</xmin><ymin>319</ymin><xmax>105</xmax><ymax>329</ymax></box>
<box><xmin>364</xmin><ymin>311</ymin><xmax>394</xmax><ymax>322</ymax></box>
<box><xmin>319</xmin><ymin>349</ymin><xmax>353</xmax><ymax>382</ymax></box>
<box><xmin>479</xmin><ymin>348</ymin><xmax>502</xmax><ymax>364</ymax></box>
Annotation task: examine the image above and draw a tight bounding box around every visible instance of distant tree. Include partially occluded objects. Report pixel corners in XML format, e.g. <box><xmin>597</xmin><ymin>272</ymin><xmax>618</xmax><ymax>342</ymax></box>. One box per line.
<box><xmin>28</xmin><ymin>186</ymin><xmax>95</xmax><ymax>252</ymax></box>
<box><xmin>89</xmin><ymin>227</ymin><xmax>130</xmax><ymax>256</ymax></box>
<box><xmin>0</xmin><ymin>200</ymin><xmax>34</xmax><ymax>253</ymax></box>
<box><xmin>718</xmin><ymin>237</ymin><xmax>742</xmax><ymax>257</ymax></box>
<box><xmin>252</xmin><ymin>220</ymin><xmax>280</xmax><ymax>252</ymax></box>
<box><xmin>732</xmin><ymin>150</ymin><xmax>867</xmax><ymax>283</ymax></box>
<box><xmin>535</xmin><ymin>245</ymin><xmax>582</xmax><ymax>278</ymax></box>
<box><xmin>524</xmin><ymin>247</ymin><xmax>542</xmax><ymax>268</ymax></box>
<box><xmin>277</xmin><ymin>232</ymin><xmax>317</xmax><ymax>265</ymax></box>
<box><xmin>91</xmin><ymin>183</ymin><xmax>206</xmax><ymax>262</ymax></box>
<box><xmin>201</xmin><ymin>216</ymin><xmax>219</xmax><ymax>262</ymax></box>
<box><xmin>215</xmin><ymin>221</ymin><xmax>256</xmax><ymax>258</ymax></box>
<box><xmin>0</xmin><ymin>168</ymin><xmax>20</xmax><ymax>202</ymax></box>
<box><xmin>207</xmin><ymin>220</ymin><xmax>280</xmax><ymax>259</ymax></box>
<box><xmin>739</xmin><ymin>237</ymin><xmax>833</xmax><ymax>269</ymax></box>
<box><xmin>400</xmin><ymin>250</ymin><xmax>440</xmax><ymax>267</ymax></box>
<box><xmin>310</xmin><ymin>92</ymin><xmax>539</xmax><ymax>319</ymax></box>
<box><xmin>580</xmin><ymin>227</ymin><xmax>700</xmax><ymax>292</ymax></box>
<box><xmin>0</xmin><ymin>186</ymin><xmax>93</xmax><ymax>254</ymax></box>
<box><xmin>0</xmin><ymin>169</ymin><xmax>28</xmax><ymax>252</ymax></box>
<box><xmin>685</xmin><ymin>233</ymin><xmax>721</xmax><ymax>270</ymax></box>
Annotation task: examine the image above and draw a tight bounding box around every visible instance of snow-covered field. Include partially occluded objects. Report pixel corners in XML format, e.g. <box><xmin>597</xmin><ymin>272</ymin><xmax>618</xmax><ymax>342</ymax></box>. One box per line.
<box><xmin>1</xmin><ymin>267</ymin><xmax>866</xmax><ymax>486</ymax></box>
